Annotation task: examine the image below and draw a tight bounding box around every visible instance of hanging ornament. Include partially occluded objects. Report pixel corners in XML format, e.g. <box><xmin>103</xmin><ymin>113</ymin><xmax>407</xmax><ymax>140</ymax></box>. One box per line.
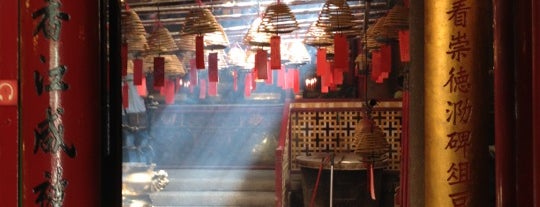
<box><xmin>153</xmin><ymin>56</ymin><xmax>165</xmax><ymax>87</ymax></box>
<box><xmin>133</xmin><ymin>58</ymin><xmax>143</xmax><ymax>85</ymax></box>
<box><xmin>270</xmin><ymin>36</ymin><xmax>281</xmax><ymax>69</ymax></box>
<box><xmin>208</xmin><ymin>52</ymin><xmax>219</xmax><ymax>82</ymax></box>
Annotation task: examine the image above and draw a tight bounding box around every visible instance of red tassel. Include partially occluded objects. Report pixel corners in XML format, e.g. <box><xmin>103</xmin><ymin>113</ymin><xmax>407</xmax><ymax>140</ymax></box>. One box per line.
<box><xmin>208</xmin><ymin>81</ymin><xmax>218</xmax><ymax>96</ymax></box>
<box><xmin>121</xmin><ymin>43</ymin><xmax>128</xmax><ymax>76</ymax></box>
<box><xmin>255</xmin><ymin>49</ymin><xmax>268</xmax><ymax>79</ymax></box>
<box><xmin>199</xmin><ymin>79</ymin><xmax>206</xmax><ymax>99</ymax></box>
<box><xmin>133</xmin><ymin>58</ymin><xmax>143</xmax><ymax>85</ymax></box>
<box><xmin>244</xmin><ymin>73</ymin><xmax>252</xmax><ymax>97</ymax></box>
<box><xmin>122</xmin><ymin>81</ymin><xmax>129</xmax><ymax>109</ymax></box>
<box><xmin>195</xmin><ymin>35</ymin><xmax>205</xmax><ymax>69</ymax></box>
<box><xmin>153</xmin><ymin>56</ymin><xmax>165</xmax><ymax>87</ymax></box>
<box><xmin>270</xmin><ymin>36</ymin><xmax>281</xmax><ymax>69</ymax></box>
<box><xmin>136</xmin><ymin>76</ymin><xmax>147</xmax><ymax>97</ymax></box>
<box><xmin>370</xmin><ymin>163</ymin><xmax>376</xmax><ymax>200</ymax></box>
<box><xmin>208</xmin><ymin>52</ymin><xmax>219</xmax><ymax>82</ymax></box>
<box><xmin>399</xmin><ymin>30</ymin><xmax>410</xmax><ymax>62</ymax></box>
<box><xmin>333</xmin><ymin>34</ymin><xmax>349</xmax><ymax>70</ymax></box>
<box><xmin>316</xmin><ymin>48</ymin><xmax>327</xmax><ymax>76</ymax></box>
<box><xmin>164</xmin><ymin>78</ymin><xmax>175</xmax><ymax>105</ymax></box>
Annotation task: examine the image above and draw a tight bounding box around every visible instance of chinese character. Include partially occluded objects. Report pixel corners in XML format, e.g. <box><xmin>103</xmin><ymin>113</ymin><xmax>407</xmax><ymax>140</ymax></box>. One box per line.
<box><xmin>32</xmin><ymin>0</ymin><xmax>70</xmax><ymax>41</ymax></box>
<box><xmin>447</xmin><ymin>161</ymin><xmax>470</xmax><ymax>185</ymax></box>
<box><xmin>34</xmin><ymin>107</ymin><xmax>77</xmax><ymax>158</ymax></box>
<box><xmin>447</xmin><ymin>31</ymin><xmax>471</xmax><ymax>62</ymax></box>
<box><xmin>444</xmin><ymin>67</ymin><xmax>471</xmax><ymax>93</ymax></box>
<box><xmin>446</xmin><ymin>130</ymin><xmax>472</xmax><ymax>157</ymax></box>
<box><xmin>449</xmin><ymin>190</ymin><xmax>470</xmax><ymax>207</ymax></box>
<box><xmin>446</xmin><ymin>0</ymin><xmax>471</xmax><ymax>27</ymax></box>
<box><xmin>32</xmin><ymin>168</ymin><xmax>68</xmax><ymax>207</ymax></box>
<box><xmin>446</xmin><ymin>99</ymin><xmax>473</xmax><ymax>125</ymax></box>
<box><xmin>46</xmin><ymin>65</ymin><xmax>69</xmax><ymax>92</ymax></box>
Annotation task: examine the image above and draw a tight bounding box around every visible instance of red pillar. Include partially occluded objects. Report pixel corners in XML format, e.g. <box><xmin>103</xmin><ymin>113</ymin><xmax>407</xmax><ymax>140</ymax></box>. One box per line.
<box><xmin>533</xmin><ymin>0</ymin><xmax>540</xmax><ymax>205</ymax></box>
<box><xmin>0</xmin><ymin>0</ymin><xmax>19</xmax><ymax>206</ymax></box>
<box><xmin>20</xmin><ymin>0</ymin><xmax>102</xmax><ymax>206</ymax></box>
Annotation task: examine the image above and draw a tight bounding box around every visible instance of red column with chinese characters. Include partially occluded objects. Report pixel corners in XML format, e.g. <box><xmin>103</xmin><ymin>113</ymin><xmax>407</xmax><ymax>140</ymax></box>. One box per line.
<box><xmin>0</xmin><ymin>0</ymin><xmax>19</xmax><ymax>206</ymax></box>
<box><xmin>20</xmin><ymin>0</ymin><xmax>102</xmax><ymax>206</ymax></box>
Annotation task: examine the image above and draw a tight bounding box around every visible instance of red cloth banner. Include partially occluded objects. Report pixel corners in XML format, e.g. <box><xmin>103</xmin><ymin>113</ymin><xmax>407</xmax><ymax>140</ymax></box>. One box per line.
<box><xmin>137</xmin><ymin>76</ymin><xmax>147</xmax><ymax>97</ymax></box>
<box><xmin>121</xmin><ymin>43</ymin><xmax>128</xmax><ymax>76</ymax></box>
<box><xmin>399</xmin><ymin>30</ymin><xmax>410</xmax><ymax>62</ymax></box>
<box><xmin>164</xmin><ymin>78</ymin><xmax>176</xmax><ymax>105</ymax></box>
<box><xmin>244</xmin><ymin>73</ymin><xmax>252</xmax><ymax>97</ymax></box>
<box><xmin>122</xmin><ymin>81</ymin><xmax>129</xmax><ymax>109</ymax></box>
<box><xmin>270</xmin><ymin>36</ymin><xmax>281</xmax><ymax>69</ymax></box>
<box><xmin>199</xmin><ymin>79</ymin><xmax>207</xmax><ymax>99</ymax></box>
<box><xmin>316</xmin><ymin>48</ymin><xmax>327</xmax><ymax>76</ymax></box>
<box><xmin>256</xmin><ymin>49</ymin><xmax>268</xmax><ymax>79</ymax></box>
<box><xmin>153</xmin><ymin>56</ymin><xmax>165</xmax><ymax>87</ymax></box>
<box><xmin>208</xmin><ymin>81</ymin><xmax>218</xmax><ymax>96</ymax></box>
<box><xmin>208</xmin><ymin>52</ymin><xmax>219</xmax><ymax>82</ymax></box>
<box><xmin>133</xmin><ymin>58</ymin><xmax>143</xmax><ymax>85</ymax></box>
<box><xmin>195</xmin><ymin>35</ymin><xmax>205</xmax><ymax>69</ymax></box>
<box><xmin>333</xmin><ymin>34</ymin><xmax>349</xmax><ymax>70</ymax></box>
<box><xmin>190</xmin><ymin>59</ymin><xmax>198</xmax><ymax>86</ymax></box>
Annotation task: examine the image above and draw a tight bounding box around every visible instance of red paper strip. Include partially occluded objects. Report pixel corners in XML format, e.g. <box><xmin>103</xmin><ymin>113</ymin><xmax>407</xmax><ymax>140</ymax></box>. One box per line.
<box><xmin>133</xmin><ymin>58</ymin><xmax>143</xmax><ymax>85</ymax></box>
<box><xmin>255</xmin><ymin>49</ymin><xmax>268</xmax><ymax>79</ymax></box>
<box><xmin>379</xmin><ymin>44</ymin><xmax>392</xmax><ymax>82</ymax></box>
<box><xmin>270</xmin><ymin>36</ymin><xmax>281</xmax><ymax>69</ymax></box>
<box><xmin>122</xmin><ymin>81</ymin><xmax>129</xmax><ymax>108</ymax></box>
<box><xmin>244</xmin><ymin>73</ymin><xmax>252</xmax><ymax>97</ymax></box>
<box><xmin>208</xmin><ymin>52</ymin><xmax>219</xmax><ymax>82</ymax></box>
<box><xmin>292</xmin><ymin>69</ymin><xmax>300</xmax><ymax>94</ymax></box>
<box><xmin>252</xmin><ymin>69</ymin><xmax>257</xmax><ymax>91</ymax></box>
<box><xmin>333</xmin><ymin>34</ymin><xmax>349</xmax><ymax>70</ymax></box>
<box><xmin>316</xmin><ymin>48</ymin><xmax>327</xmax><ymax>76</ymax></box>
<box><xmin>121</xmin><ymin>43</ymin><xmax>128</xmax><ymax>76</ymax></box>
<box><xmin>164</xmin><ymin>78</ymin><xmax>175</xmax><ymax>105</ymax></box>
<box><xmin>153</xmin><ymin>56</ymin><xmax>165</xmax><ymax>87</ymax></box>
<box><xmin>189</xmin><ymin>59</ymin><xmax>198</xmax><ymax>86</ymax></box>
<box><xmin>399</xmin><ymin>30</ymin><xmax>410</xmax><ymax>62</ymax></box>
<box><xmin>265</xmin><ymin>60</ymin><xmax>273</xmax><ymax>85</ymax></box>
<box><xmin>208</xmin><ymin>81</ymin><xmax>218</xmax><ymax>96</ymax></box>
<box><xmin>278</xmin><ymin>67</ymin><xmax>286</xmax><ymax>89</ymax></box>
<box><xmin>232</xmin><ymin>70</ymin><xmax>238</xmax><ymax>91</ymax></box>
<box><xmin>199</xmin><ymin>79</ymin><xmax>207</xmax><ymax>99</ymax></box>
<box><xmin>371</xmin><ymin>50</ymin><xmax>381</xmax><ymax>82</ymax></box>
<box><xmin>333</xmin><ymin>66</ymin><xmax>343</xmax><ymax>85</ymax></box>
<box><xmin>195</xmin><ymin>35</ymin><xmax>205</xmax><ymax>69</ymax></box>
<box><xmin>136</xmin><ymin>76</ymin><xmax>147</xmax><ymax>97</ymax></box>
<box><xmin>370</xmin><ymin>163</ymin><xmax>376</xmax><ymax>200</ymax></box>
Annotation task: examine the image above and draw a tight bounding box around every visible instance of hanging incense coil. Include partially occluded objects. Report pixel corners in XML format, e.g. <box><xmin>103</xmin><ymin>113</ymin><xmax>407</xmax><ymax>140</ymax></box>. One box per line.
<box><xmin>182</xmin><ymin>8</ymin><xmax>221</xmax><ymax>35</ymax></box>
<box><xmin>146</xmin><ymin>26</ymin><xmax>179</xmax><ymax>55</ymax></box>
<box><xmin>143</xmin><ymin>54</ymin><xmax>186</xmax><ymax>76</ymax></box>
<box><xmin>177</xmin><ymin>34</ymin><xmax>196</xmax><ymax>52</ymax></box>
<box><xmin>283</xmin><ymin>41</ymin><xmax>311</xmax><ymax>65</ymax></box>
<box><xmin>121</xmin><ymin>10</ymin><xmax>148</xmax><ymax>52</ymax></box>
<box><xmin>204</xmin><ymin>24</ymin><xmax>230</xmax><ymax>50</ymax></box>
<box><xmin>382</xmin><ymin>4</ymin><xmax>409</xmax><ymax>30</ymax></box>
<box><xmin>244</xmin><ymin>17</ymin><xmax>271</xmax><ymax>47</ymax></box>
<box><xmin>363</xmin><ymin>21</ymin><xmax>382</xmax><ymax>50</ymax></box>
<box><xmin>258</xmin><ymin>2</ymin><xmax>299</xmax><ymax>34</ymax></box>
<box><xmin>227</xmin><ymin>44</ymin><xmax>247</xmax><ymax>67</ymax></box>
<box><xmin>304</xmin><ymin>21</ymin><xmax>333</xmax><ymax>47</ymax></box>
<box><xmin>316</xmin><ymin>0</ymin><xmax>356</xmax><ymax>32</ymax></box>
<box><xmin>353</xmin><ymin>117</ymin><xmax>390</xmax><ymax>160</ymax></box>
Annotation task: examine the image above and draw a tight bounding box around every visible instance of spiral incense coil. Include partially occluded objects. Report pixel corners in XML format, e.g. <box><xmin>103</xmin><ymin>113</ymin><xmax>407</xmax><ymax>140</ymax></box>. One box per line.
<box><xmin>382</xmin><ymin>4</ymin><xmax>409</xmax><ymax>29</ymax></box>
<box><xmin>182</xmin><ymin>8</ymin><xmax>221</xmax><ymax>35</ymax></box>
<box><xmin>204</xmin><ymin>24</ymin><xmax>230</xmax><ymax>50</ymax></box>
<box><xmin>244</xmin><ymin>17</ymin><xmax>272</xmax><ymax>47</ymax></box>
<box><xmin>177</xmin><ymin>34</ymin><xmax>196</xmax><ymax>52</ymax></box>
<box><xmin>122</xmin><ymin>10</ymin><xmax>148</xmax><ymax>52</ymax></box>
<box><xmin>258</xmin><ymin>2</ymin><xmax>299</xmax><ymax>34</ymax></box>
<box><xmin>146</xmin><ymin>26</ymin><xmax>179</xmax><ymax>55</ymax></box>
<box><xmin>316</xmin><ymin>0</ymin><xmax>356</xmax><ymax>32</ymax></box>
<box><xmin>353</xmin><ymin>118</ymin><xmax>390</xmax><ymax>160</ymax></box>
<box><xmin>303</xmin><ymin>22</ymin><xmax>333</xmax><ymax>47</ymax></box>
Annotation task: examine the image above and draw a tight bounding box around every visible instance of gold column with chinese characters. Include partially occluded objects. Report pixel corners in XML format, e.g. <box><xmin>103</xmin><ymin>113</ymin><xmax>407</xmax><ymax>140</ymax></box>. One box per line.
<box><xmin>425</xmin><ymin>0</ymin><xmax>491</xmax><ymax>206</ymax></box>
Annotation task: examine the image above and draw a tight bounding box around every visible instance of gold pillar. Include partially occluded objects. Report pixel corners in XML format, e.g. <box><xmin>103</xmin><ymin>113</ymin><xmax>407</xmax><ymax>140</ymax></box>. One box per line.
<box><xmin>425</xmin><ymin>0</ymin><xmax>491</xmax><ymax>206</ymax></box>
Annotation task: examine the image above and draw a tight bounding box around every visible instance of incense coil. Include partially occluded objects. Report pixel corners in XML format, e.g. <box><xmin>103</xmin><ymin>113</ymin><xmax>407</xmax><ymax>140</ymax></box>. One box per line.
<box><xmin>258</xmin><ymin>3</ymin><xmax>299</xmax><ymax>34</ymax></box>
<box><xmin>122</xmin><ymin>10</ymin><xmax>148</xmax><ymax>52</ymax></box>
<box><xmin>316</xmin><ymin>0</ymin><xmax>356</xmax><ymax>32</ymax></box>
<box><xmin>353</xmin><ymin>118</ymin><xmax>390</xmax><ymax>160</ymax></box>
<box><xmin>244</xmin><ymin>17</ymin><xmax>271</xmax><ymax>47</ymax></box>
<box><xmin>177</xmin><ymin>34</ymin><xmax>196</xmax><ymax>52</ymax></box>
<box><xmin>204</xmin><ymin>24</ymin><xmax>230</xmax><ymax>50</ymax></box>
<box><xmin>146</xmin><ymin>26</ymin><xmax>179</xmax><ymax>55</ymax></box>
<box><xmin>182</xmin><ymin>8</ymin><xmax>221</xmax><ymax>35</ymax></box>
<box><xmin>382</xmin><ymin>4</ymin><xmax>409</xmax><ymax>29</ymax></box>
<box><xmin>143</xmin><ymin>55</ymin><xmax>186</xmax><ymax>76</ymax></box>
<box><xmin>303</xmin><ymin>22</ymin><xmax>333</xmax><ymax>47</ymax></box>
